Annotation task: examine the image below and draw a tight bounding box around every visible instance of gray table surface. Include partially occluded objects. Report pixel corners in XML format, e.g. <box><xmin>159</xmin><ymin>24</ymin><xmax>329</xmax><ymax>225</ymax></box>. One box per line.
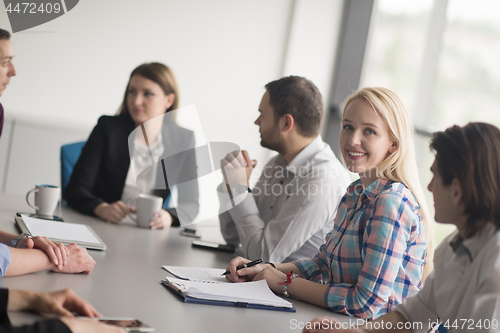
<box><xmin>0</xmin><ymin>193</ymin><xmax>352</xmax><ymax>332</ymax></box>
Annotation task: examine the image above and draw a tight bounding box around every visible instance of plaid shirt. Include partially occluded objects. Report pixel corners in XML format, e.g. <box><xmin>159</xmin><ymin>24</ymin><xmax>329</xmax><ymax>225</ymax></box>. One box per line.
<box><xmin>294</xmin><ymin>178</ymin><xmax>427</xmax><ymax>319</ymax></box>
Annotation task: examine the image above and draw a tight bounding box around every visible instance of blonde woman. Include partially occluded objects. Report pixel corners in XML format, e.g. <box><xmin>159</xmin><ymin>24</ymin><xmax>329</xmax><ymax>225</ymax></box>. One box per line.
<box><xmin>225</xmin><ymin>87</ymin><xmax>434</xmax><ymax>319</ymax></box>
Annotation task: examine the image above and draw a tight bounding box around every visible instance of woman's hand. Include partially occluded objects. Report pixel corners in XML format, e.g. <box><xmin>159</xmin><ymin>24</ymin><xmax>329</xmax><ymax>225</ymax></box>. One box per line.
<box><xmin>17</xmin><ymin>236</ymin><xmax>69</xmax><ymax>270</ymax></box>
<box><xmin>252</xmin><ymin>265</ymin><xmax>287</xmax><ymax>293</ymax></box>
<box><xmin>150</xmin><ymin>209</ymin><xmax>172</xmax><ymax>229</ymax></box>
<box><xmin>94</xmin><ymin>201</ymin><xmax>134</xmax><ymax>223</ymax></box>
<box><xmin>224</xmin><ymin>256</ymin><xmax>268</xmax><ymax>283</ymax></box>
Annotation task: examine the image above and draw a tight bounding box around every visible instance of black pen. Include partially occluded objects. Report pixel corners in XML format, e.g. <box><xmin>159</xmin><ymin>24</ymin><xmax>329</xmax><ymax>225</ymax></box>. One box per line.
<box><xmin>221</xmin><ymin>259</ymin><xmax>263</xmax><ymax>276</ymax></box>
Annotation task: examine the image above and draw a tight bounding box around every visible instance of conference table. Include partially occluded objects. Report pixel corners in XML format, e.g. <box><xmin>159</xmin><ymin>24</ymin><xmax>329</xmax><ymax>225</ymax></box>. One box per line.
<box><xmin>0</xmin><ymin>193</ymin><xmax>353</xmax><ymax>332</ymax></box>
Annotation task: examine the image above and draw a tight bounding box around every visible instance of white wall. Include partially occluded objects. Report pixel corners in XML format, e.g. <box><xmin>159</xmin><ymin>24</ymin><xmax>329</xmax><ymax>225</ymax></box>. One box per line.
<box><xmin>0</xmin><ymin>0</ymin><xmax>295</xmax><ymax>161</ymax></box>
<box><xmin>0</xmin><ymin>0</ymin><xmax>345</xmax><ymax>221</ymax></box>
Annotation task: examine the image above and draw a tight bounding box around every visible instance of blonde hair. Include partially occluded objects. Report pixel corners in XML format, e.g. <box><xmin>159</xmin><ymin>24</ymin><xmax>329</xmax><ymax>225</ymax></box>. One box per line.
<box><xmin>342</xmin><ymin>87</ymin><xmax>435</xmax><ymax>281</ymax></box>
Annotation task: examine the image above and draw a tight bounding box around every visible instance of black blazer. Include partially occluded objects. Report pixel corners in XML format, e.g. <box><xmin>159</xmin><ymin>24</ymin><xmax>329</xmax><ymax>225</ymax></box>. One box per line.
<box><xmin>65</xmin><ymin>113</ymin><xmax>199</xmax><ymax>226</ymax></box>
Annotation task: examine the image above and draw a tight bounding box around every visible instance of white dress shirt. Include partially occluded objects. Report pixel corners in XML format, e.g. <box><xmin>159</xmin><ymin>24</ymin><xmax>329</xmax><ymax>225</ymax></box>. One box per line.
<box><xmin>395</xmin><ymin>223</ymin><xmax>500</xmax><ymax>333</ymax></box>
<box><xmin>218</xmin><ymin>135</ymin><xmax>351</xmax><ymax>263</ymax></box>
<box><xmin>121</xmin><ymin>133</ymin><xmax>164</xmax><ymax>205</ymax></box>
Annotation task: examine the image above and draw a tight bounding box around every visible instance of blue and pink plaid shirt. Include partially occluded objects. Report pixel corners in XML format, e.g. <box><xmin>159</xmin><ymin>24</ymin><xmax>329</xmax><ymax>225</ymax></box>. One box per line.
<box><xmin>294</xmin><ymin>178</ymin><xmax>427</xmax><ymax>319</ymax></box>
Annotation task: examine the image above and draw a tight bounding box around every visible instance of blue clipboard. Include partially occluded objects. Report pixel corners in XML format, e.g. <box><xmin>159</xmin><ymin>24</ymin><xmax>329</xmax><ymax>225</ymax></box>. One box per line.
<box><xmin>161</xmin><ymin>280</ymin><xmax>296</xmax><ymax>312</ymax></box>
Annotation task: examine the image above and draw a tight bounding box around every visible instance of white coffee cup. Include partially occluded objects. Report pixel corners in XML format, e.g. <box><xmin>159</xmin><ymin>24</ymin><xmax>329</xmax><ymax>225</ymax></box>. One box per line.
<box><xmin>26</xmin><ymin>184</ymin><xmax>61</xmax><ymax>216</ymax></box>
<box><xmin>129</xmin><ymin>194</ymin><xmax>163</xmax><ymax>228</ymax></box>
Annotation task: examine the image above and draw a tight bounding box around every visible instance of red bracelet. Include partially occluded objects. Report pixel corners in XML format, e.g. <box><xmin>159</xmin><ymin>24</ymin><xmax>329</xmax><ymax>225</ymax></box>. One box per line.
<box><xmin>279</xmin><ymin>271</ymin><xmax>299</xmax><ymax>298</ymax></box>
<box><xmin>278</xmin><ymin>271</ymin><xmax>295</xmax><ymax>285</ymax></box>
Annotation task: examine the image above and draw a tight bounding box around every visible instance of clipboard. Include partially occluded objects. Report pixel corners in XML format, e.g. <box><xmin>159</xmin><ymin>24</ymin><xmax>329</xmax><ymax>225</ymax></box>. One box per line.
<box><xmin>15</xmin><ymin>214</ymin><xmax>107</xmax><ymax>251</ymax></box>
<box><xmin>160</xmin><ymin>278</ymin><xmax>296</xmax><ymax>312</ymax></box>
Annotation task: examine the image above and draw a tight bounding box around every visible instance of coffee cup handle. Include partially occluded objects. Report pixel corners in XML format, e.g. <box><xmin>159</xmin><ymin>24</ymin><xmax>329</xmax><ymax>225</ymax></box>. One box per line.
<box><xmin>126</xmin><ymin>198</ymin><xmax>137</xmax><ymax>222</ymax></box>
<box><xmin>26</xmin><ymin>188</ymin><xmax>39</xmax><ymax>211</ymax></box>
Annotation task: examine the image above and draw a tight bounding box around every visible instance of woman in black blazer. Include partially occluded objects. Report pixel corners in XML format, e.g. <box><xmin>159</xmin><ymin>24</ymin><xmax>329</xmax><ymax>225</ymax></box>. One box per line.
<box><xmin>66</xmin><ymin>63</ymin><xmax>199</xmax><ymax>228</ymax></box>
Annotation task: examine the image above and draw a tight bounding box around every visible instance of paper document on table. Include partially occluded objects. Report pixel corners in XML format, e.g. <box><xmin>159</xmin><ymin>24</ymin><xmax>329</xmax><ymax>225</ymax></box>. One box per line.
<box><xmin>164</xmin><ymin>277</ymin><xmax>294</xmax><ymax>309</ymax></box>
<box><xmin>21</xmin><ymin>215</ymin><xmax>100</xmax><ymax>243</ymax></box>
<box><xmin>16</xmin><ymin>215</ymin><xmax>107</xmax><ymax>250</ymax></box>
<box><xmin>162</xmin><ymin>265</ymin><xmax>227</xmax><ymax>283</ymax></box>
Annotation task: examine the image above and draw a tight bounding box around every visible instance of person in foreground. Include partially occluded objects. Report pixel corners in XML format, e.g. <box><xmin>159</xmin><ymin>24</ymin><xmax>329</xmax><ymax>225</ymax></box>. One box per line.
<box><xmin>302</xmin><ymin>122</ymin><xmax>500</xmax><ymax>333</ymax></box>
<box><xmin>225</xmin><ymin>87</ymin><xmax>435</xmax><ymax>319</ymax></box>
<box><xmin>219</xmin><ymin>76</ymin><xmax>350</xmax><ymax>263</ymax></box>
<box><xmin>66</xmin><ymin>62</ymin><xmax>199</xmax><ymax>228</ymax></box>
<box><xmin>0</xmin><ymin>28</ymin><xmax>94</xmax><ymax>277</ymax></box>
<box><xmin>0</xmin><ymin>288</ymin><xmax>123</xmax><ymax>332</ymax></box>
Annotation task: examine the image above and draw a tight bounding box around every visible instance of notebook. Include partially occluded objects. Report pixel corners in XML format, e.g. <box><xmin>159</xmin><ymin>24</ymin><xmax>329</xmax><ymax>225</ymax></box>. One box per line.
<box><xmin>15</xmin><ymin>214</ymin><xmax>107</xmax><ymax>250</ymax></box>
<box><xmin>162</xmin><ymin>265</ymin><xmax>227</xmax><ymax>283</ymax></box>
<box><xmin>161</xmin><ymin>266</ymin><xmax>295</xmax><ymax>312</ymax></box>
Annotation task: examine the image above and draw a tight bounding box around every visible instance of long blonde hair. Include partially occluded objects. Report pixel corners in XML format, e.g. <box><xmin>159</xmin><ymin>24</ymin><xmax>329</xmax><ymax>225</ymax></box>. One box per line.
<box><xmin>342</xmin><ymin>87</ymin><xmax>435</xmax><ymax>281</ymax></box>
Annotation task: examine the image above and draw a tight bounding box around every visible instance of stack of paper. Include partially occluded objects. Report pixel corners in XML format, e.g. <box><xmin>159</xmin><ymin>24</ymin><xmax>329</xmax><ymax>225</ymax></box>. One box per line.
<box><xmin>163</xmin><ymin>266</ymin><xmax>226</xmax><ymax>283</ymax></box>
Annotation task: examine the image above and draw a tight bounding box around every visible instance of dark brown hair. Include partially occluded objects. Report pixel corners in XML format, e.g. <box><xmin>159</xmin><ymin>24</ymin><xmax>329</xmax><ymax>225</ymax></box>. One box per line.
<box><xmin>118</xmin><ymin>62</ymin><xmax>179</xmax><ymax>115</ymax></box>
<box><xmin>265</xmin><ymin>76</ymin><xmax>323</xmax><ymax>137</ymax></box>
<box><xmin>0</xmin><ymin>29</ymin><xmax>11</xmax><ymax>41</ymax></box>
<box><xmin>430</xmin><ymin>122</ymin><xmax>500</xmax><ymax>238</ymax></box>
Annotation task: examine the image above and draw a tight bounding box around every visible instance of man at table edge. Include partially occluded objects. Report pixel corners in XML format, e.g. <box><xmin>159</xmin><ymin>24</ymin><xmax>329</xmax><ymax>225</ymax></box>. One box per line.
<box><xmin>0</xmin><ymin>27</ymin><xmax>123</xmax><ymax>333</ymax></box>
<box><xmin>0</xmin><ymin>28</ymin><xmax>95</xmax><ymax>277</ymax></box>
<box><xmin>218</xmin><ymin>76</ymin><xmax>351</xmax><ymax>263</ymax></box>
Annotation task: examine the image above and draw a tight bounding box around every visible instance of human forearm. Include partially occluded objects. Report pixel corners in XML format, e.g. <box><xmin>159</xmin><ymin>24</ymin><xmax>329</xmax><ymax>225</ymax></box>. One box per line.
<box><xmin>7</xmin><ymin>289</ymin><xmax>36</xmax><ymax>311</ymax></box>
<box><xmin>227</xmin><ymin>195</ymin><xmax>268</xmax><ymax>259</ymax></box>
<box><xmin>0</xmin><ymin>231</ymin><xmax>15</xmax><ymax>247</ymax></box>
<box><xmin>5</xmin><ymin>248</ymin><xmax>53</xmax><ymax>276</ymax></box>
<box><xmin>275</xmin><ymin>263</ymin><xmax>303</xmax><ymax>277</ymax></box>
<box><xmin>283</xmin><ymin>278</ymin><xmax>329</xmax><ymax>308</ymax></box>
<box><xmin>5</xmin><ymin>244</ymin><xmax>95</xmax><ymax>277</ymax></box>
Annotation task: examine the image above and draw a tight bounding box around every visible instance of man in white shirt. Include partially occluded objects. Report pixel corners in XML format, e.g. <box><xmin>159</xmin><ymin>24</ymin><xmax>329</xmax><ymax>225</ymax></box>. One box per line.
<box><xmin>218</xmin><ymin>76</ymin><xmax>350</xmax><ymax>263</ymax></box>
<box><xmin>302</xmin><ymin>122</ymin><xmax>500</xmax><ymax>333</ymax></box>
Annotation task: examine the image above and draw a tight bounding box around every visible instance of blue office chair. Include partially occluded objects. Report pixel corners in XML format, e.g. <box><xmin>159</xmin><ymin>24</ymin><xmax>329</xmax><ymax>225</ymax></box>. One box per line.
<box><xmin>164</xmin><ymin>191</ymin><xmax>172</xmax><ymax>209</ymax></box>
<box><xmin>437</xmin><ymin>324</ymin><xmax>447</xmax><ymax>333</ymax></box>
<box><xmin>60</xmin><ymin>141</ymin><xmax>172</xmax><ymax>208</ymax></box>
<box><xmin>60</xmin><ymin>141</ymin><xmax>86</xmax><ymax>205</ymax></box>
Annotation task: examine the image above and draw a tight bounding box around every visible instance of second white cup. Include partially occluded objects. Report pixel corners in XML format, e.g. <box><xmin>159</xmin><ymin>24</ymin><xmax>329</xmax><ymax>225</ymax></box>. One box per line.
<box><xmin>129</xmin><ymin>194</ymin><xmax>163</xmax><ymax>228</ymax></box>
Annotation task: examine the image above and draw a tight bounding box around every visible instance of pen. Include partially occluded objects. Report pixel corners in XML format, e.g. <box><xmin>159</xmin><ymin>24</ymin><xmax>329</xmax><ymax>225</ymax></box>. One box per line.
<box><xmin>221</xmin><ymin>259</ymin><xmax>263</xmax><ymax>276</ymax></box>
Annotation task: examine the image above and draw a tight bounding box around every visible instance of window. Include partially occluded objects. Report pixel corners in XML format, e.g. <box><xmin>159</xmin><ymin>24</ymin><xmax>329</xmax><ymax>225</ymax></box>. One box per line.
<box><xmin>362</xmin><ymin>0</ymin><xmax>500</xmax><ymax>245</ymax></box>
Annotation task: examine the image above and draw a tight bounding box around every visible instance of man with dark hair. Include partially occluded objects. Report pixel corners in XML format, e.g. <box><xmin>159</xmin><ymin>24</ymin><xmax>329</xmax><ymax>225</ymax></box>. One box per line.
<box><xmin>218</xmin><ymin>76</ymin><xmax>350</xmax><ymax>263</ymax></box>
<box><xmin>303</xmin><ymin>122</ymin><xmax>500</xmax><ymax>333</ymax></box>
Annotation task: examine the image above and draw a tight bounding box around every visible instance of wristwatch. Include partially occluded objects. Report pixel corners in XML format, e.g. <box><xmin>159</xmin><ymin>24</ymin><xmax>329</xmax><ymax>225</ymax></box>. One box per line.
<box><xmin>11</xmin><ymin>233</ymin><xmax>31</xmax><ymax>248</ymax></box>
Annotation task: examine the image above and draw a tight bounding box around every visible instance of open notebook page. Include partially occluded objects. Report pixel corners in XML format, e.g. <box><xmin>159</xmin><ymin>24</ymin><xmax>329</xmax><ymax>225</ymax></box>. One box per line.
<box><xmin>163</xmin><ymin>266</ymin><xmax>227</xmax><ymax>283</ymax></box>
<box><xmin>166</xmin><ymin>277</ymin><xmax>292</xmax><ymax>308</ymax></box>
<box><xmin>21</xmin><ymin>215</ymin><xmax>100</xmax><ymax>244</ymax></box>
